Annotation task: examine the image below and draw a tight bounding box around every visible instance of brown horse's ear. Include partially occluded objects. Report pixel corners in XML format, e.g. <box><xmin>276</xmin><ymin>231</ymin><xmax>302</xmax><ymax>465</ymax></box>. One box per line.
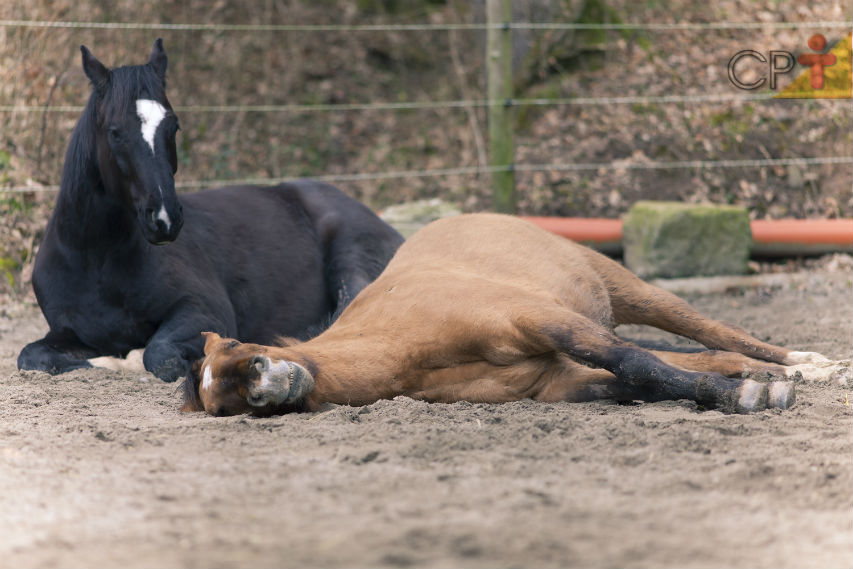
<box><xmin>148</xmin><ymin>38</ymin><xmax>167</xmax><ymax>81</ymax></box>
<box><xmin>81</xmin><ymin>45</ymin><xmax>109</xmax><ymax>93</ymax></box>
<box><xmin>201</xmin><ymin>331</ymin><xmax>223</xmax><ymax>354</ymax></box>
<box><xmin>180</xmin><ymin>360</ymin><xmax>204</xmax><ymax>412</ymax></box>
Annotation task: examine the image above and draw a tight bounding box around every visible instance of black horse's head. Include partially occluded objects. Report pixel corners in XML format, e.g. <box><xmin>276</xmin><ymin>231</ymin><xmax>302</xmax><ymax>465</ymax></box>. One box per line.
<box><xmin>82</xmin><ymin>39</ymin><xmax>183</xmax><ymax>244</ymax></box>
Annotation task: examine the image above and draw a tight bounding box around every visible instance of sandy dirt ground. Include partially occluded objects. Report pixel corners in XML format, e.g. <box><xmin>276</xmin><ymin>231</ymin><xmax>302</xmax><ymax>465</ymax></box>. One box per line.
<box><xmin>0</xmin><ymin>267</ymin><xmax>851</xmax><ymax>569</ymax></box>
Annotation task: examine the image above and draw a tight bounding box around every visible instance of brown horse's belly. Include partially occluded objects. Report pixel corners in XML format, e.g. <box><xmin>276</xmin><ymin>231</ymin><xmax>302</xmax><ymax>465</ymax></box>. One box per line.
<box><xmin>406</xmin><ymin>355</ymin><xmax>560</xmax><ymax>404</ymax></box>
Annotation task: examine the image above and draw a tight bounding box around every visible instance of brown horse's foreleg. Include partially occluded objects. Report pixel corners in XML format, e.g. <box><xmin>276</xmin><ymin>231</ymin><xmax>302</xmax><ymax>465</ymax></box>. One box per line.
<box><xmin>532</xmin><ymin>310</ymin><xmax>793</xmax><ymax>412</ymax></box>
<box><xmin>652</xmin><ymin>348</ymin><xmax>850</xmax><ymax>386</ymax></box>
<box><xmin>650</xmin><ymin>350</ymin><xmax>787</xmax><ymax>377</ymax></box>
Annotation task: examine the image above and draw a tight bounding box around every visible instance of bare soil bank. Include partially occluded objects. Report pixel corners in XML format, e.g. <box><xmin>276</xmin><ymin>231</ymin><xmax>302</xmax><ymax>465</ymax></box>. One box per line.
<box><xmin>0</xmin><ymin>268</ymin><xmax>851</xmax><ymax>569</ymax></box>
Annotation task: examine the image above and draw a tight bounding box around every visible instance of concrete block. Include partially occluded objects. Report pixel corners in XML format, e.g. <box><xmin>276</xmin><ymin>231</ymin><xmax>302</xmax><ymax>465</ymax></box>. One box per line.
<box><xmin>623</xmin><ymin>201</ymin><xmax>751</xmax><ymax>278</ymax></box>
<box><xmin>380</xmin><ymin>199</ymin><xmax>461</xmax><ymax>238</ymax></box>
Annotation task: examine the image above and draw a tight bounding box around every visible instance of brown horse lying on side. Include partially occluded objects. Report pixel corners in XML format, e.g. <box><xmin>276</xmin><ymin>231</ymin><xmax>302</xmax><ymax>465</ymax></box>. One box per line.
<box><xmin>183</xmin><ymin>214</ymin><xmax>849</xmax><ymax>416</ymax></box>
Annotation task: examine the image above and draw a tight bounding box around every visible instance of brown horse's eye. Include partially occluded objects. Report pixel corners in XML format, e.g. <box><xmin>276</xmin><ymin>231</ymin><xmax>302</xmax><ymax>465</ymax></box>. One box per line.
<box><xmin>227</xmin><ymin>340</ymin><xmax>239</xmax><ymax>349</ymax></box>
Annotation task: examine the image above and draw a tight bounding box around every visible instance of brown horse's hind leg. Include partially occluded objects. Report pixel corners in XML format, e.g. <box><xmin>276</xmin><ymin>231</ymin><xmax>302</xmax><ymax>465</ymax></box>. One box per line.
<box><xmin>530</xmin><ymin>310</ymin><xmax>793</xmax><ymax>412</ymax></box>
<box><xmin>581</xmin><ymin>249</ymin><xmax>794</xmax><ymax>364</ymax></box>
<box><xmin>534</xmin><ymin>358</ymin><xmax>672</xmax><ymax>404</ymax></box>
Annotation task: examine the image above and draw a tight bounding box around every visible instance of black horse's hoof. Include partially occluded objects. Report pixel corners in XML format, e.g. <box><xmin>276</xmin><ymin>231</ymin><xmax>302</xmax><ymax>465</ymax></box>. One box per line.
<box><xmin>17</xmin><ymin>342</ymin><xmax>94</xmax><ymax>375</ymax></box>
<box><xmin>143</xmin><ymin>346</ymin><xmax>189</xmax><ymax>382</ymax></box>
<box><xmin>151</xmin><ymin>358</ymin><xmax>186</xmax><ymax>382</ymax></box>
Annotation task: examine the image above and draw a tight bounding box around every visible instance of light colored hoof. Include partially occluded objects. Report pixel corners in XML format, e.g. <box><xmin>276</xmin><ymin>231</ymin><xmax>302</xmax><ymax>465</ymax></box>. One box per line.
<box><xmin>736</xmin><ymin>379</ymin><xmax>768</xmax><ymax>413</ymax></box>
<box><xmin>784</xmin><ymin>351</ymin><xmax>831</xmax><ymax>365</ymax></box>
<box><xmin>831</xmin><ymin>365</ymin><xmax>851</xmax><ymax>387</ymax></box>
<box><xmin>785</xmin><ymin>359</ymin><xmax>851</xmax><ymax>385</ymax></box>
<box><xmin>766</xmin><ymin>381</ymin><xmax>796</xmax><ymax>410</ymax></box>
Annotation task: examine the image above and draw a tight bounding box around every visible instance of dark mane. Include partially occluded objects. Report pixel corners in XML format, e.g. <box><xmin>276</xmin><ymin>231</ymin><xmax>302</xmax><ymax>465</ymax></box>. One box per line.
<box><xmin>58</xmin><ymin>95</ymin><xmax>100</xmax><ymax>198</ymax></box>
<box><xmin>180</xmin><ymin>360</ymin><xmax>204</xmax><ymax>412</ymax></box>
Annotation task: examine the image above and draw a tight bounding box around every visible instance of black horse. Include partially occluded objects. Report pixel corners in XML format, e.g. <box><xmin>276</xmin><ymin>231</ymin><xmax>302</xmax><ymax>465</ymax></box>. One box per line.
<box><xmin>17</xmin><ymin>39</ymin><xmax>403</xmax><ymax>381</ymax></box>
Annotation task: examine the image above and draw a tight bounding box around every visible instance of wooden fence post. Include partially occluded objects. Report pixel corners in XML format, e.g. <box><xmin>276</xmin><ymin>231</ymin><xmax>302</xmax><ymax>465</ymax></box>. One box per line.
<box><xmin>486</xmin><ymin>0</ymin><xmax>516</xmax><ymax>213</ymax></box>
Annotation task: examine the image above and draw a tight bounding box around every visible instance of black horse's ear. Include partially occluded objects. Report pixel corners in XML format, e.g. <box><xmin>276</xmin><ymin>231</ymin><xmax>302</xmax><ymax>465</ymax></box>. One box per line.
<box><xmin>80</xmin><ymin>45</ymin><xmax>109</xmax><ymax>92</ymax></box>
<box><xmin>148</xmin><ymin>38</ymin><xmax>167</xmax><ymax>81</ymax></box>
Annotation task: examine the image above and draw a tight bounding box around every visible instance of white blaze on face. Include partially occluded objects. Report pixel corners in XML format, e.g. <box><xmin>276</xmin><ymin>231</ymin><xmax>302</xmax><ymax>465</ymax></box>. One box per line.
<box><xmin>136</xmin><ymin>99</ymin><xmax>167</xmax><ymax>154</ymax></box>
<box><xmin>201</xmin><ymin>365</ymin><xmax>214</xmax><ymax>392</ymax></box>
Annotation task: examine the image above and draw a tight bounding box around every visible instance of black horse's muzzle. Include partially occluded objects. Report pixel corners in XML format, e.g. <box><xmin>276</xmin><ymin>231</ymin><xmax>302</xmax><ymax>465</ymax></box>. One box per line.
<box><xmin>141</xmin><ymin>200</ymin><xmax>183</xmax><ymax>244</ymax></box>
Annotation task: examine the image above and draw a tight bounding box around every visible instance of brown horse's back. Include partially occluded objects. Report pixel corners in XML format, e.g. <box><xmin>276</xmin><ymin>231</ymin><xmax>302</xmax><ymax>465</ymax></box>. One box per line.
<box><xmin>340</xmin><ymin>213</ymin><xmax>616</xmax><ymax>330</ymax></box>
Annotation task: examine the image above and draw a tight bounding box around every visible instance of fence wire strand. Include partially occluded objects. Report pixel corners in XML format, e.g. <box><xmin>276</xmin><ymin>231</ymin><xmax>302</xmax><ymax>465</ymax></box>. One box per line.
<box><xmin>1</xmin><ymin>93</ymin><xmax>803</xmax><ymax>114</ymax></box>
<box><xmin>2</xmin><ymin>156</ymin><xmax>849</xmax><ymax>194</ymax></box>
<box><xmin>1</xmin><ymin>19</ymin><xmax>851</xmax><ymax>32</ymax></box>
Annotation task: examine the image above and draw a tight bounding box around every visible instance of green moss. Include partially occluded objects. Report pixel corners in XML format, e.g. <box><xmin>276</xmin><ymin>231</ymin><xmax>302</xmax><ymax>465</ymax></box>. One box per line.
<box><xmin>0</xmin><ymin>257</ymin><xmax>18</xmax><ymax>288</ymax></box>
<box><xmin>623</xmin><ymin>201</ymin><xmax>752</xmax><ymax>278</ymax></box>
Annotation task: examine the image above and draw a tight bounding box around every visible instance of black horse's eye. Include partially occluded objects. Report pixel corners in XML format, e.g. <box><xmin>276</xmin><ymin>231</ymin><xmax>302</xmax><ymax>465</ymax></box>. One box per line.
<box><xmin>108</xmin><ymin>126</ymin><xmax>122</xmax><ymax>143</ymax></box>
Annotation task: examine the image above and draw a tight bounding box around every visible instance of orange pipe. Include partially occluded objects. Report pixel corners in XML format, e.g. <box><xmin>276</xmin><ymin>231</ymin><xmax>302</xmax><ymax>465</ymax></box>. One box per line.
<box><xmin>750</xmin><ymin>219</ymin><xmax>853</xmax><ymax>246</ymax></box>
<box><xmin>520</xmin><ymin>217</ymin><xmax>623</xmax><ymax>244</ymax></box>
<box><xmin>520</xmin><ymin>216</ymin><xmax>853</xmax><ymax>256</ymax></box>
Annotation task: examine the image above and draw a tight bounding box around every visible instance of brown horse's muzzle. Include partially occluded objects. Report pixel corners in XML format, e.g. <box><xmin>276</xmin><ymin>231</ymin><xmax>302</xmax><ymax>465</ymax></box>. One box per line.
<box><xmin>245</xmin><ymin>356</ymin><xmax>314</xmax><ymax>408</ymax></box>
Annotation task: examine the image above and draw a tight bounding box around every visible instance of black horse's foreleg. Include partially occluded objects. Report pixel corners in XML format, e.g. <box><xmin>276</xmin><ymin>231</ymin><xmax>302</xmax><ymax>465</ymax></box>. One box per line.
<box><xmin>321</xmin><ymin>215</ymin><xmax>403</xmax><ymax>323</ymax></box>
<box><xmin>144</xmin><ymin>304</ymin><xmax>234</xmax><ymax>382</ymax></box>
<box><xmin>17</xmin><ymin>330</ymin><xmax>100</xmax><ymax>374</ymax></box>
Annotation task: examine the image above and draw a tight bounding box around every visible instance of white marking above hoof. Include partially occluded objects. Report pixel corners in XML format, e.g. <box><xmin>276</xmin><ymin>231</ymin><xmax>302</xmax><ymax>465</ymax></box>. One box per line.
<box><xmin>736</xmin><ymin>379</ymin><xmax>768</xmax><ymax>413</ymax></box>
<box><xmin>766</xmin><ymin>381</ymin><xmax>796</xmax><ymax>410</ymax></box>
<box><xmin>785</xmin><ymin>359</ymin><xmax>852</xmax><ymax>386</ymax></box>
<box><xmin>784</xmin><ymin>351</ymin><xmax>832</xmax><ymax>366</ymax></box>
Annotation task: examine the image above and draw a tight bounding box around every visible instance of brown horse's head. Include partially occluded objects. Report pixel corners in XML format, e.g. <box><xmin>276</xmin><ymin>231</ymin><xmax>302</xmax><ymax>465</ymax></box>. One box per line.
<box><xmin>181</xmin><ymin>332</ymin><xmax>314</xmax><ymax>416</ymax></box>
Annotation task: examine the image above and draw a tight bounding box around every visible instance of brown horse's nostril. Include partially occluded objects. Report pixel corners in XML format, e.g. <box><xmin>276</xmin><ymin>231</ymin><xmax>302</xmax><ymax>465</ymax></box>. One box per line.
<box><xmin>247</xmin><ymin>391</ymin><xmax>267</xmax><ymax>407</ymax></box>
<box><xmin>249</xmin><ymin>355</ymin><xmax>269</xmax><ymax>374</ymax></box>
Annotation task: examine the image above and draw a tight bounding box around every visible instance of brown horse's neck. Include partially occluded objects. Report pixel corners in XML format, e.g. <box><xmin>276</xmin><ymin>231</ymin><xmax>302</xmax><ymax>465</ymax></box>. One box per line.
<box><xmin>283</xmin><ymin>336</ymin><xmax>399</xmax><ymax>410</ymax></box>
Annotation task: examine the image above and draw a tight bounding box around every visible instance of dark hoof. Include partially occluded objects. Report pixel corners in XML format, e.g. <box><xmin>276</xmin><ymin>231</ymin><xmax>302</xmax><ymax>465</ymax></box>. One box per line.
<box><xmin>145</xmin><ymin>355</ymin><xmax>186</xmax><ymax>382</ymax></box>
<box><xmin>17</xmin><ymin>343</ymin><xmax>93</xmax><ymax>375</ymax></box>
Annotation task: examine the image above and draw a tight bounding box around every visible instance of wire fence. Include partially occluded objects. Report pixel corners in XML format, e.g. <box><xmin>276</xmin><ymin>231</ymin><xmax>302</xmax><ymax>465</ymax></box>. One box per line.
<box><xmin>2</xmin><ymin>156</ymin><xmax>848</xmax><ymax>195</ymax></box>
<box><xmin>0</xmin><ymin>15</ymin><xmax>851</xmax><ymax>196</ymax></box>
<box><xmin>0</xmin><ymin>92</ymin><xmax>794</xmax><ymax>114</ymax></box>
<box><xmin>2</xmin><ymin>19</ymin><xmax>852</xmax><ymax>31</ymax></box>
